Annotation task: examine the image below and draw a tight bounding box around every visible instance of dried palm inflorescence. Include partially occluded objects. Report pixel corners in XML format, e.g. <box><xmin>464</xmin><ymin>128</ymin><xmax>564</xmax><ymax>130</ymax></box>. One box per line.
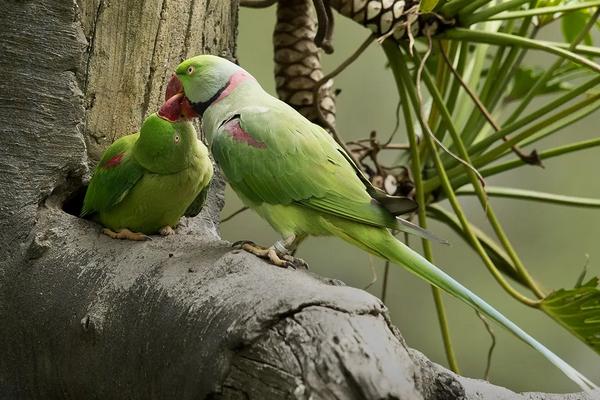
<box><xmin>274</xmin><ymin>0</ymin><xmax>337</xmax><ymax>127</ymax></box>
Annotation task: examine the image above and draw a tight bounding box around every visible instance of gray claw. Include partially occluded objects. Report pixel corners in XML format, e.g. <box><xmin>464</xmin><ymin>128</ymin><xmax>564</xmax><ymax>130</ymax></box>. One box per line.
<box><xmin>232</xmin><ymin>240</ymin><xmax>255</xmax><ymax>249</ymax></box>
<box><xmin>282</xmin><ymin>255</ymin><xmax>309</xmax><ymax>271</ymax></box>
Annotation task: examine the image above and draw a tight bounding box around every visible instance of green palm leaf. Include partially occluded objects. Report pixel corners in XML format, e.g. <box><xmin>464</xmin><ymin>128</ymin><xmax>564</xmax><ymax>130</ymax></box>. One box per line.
<box><xmin>541</xmin><ymin>278</ymin><xmax>600</xmax><ymax>354</ymax></box>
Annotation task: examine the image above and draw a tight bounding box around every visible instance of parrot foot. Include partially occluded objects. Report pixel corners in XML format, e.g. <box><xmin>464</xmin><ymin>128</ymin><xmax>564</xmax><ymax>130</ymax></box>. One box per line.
<box><xmin>234</xmin><ymin>241</ymin><xmax>308</xmax><ymax>270</ymax></box>
<box><xmin>102</xmin><ymin>228</ymin><xmax>151</xmax><ymax>241</ymax></box>
<box><xmin>159</xmin><ymin>226</ymin><xmax>175</xmax><ymax>236</ymax></box>
<box><xmin>280</xmin><ymin>254</ymin><xmax>309</xmax><ymax>270</ymax></box>
<box><xmin>232</xmin><ymin>240</ymin><xmax>267</xmax><ymax>252</ymax></box>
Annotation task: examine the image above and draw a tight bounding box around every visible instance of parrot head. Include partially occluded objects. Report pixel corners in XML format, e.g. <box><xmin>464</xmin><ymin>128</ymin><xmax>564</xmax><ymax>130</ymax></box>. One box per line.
<box><xmin>165</xmin><ymin>55</ymin><xmax>252</xmax><ymax>117</ymax></box>
<box><xmin>135</xmin><ymin>104</ymin><xmax>199</xmax><ymax>174</ymax></box>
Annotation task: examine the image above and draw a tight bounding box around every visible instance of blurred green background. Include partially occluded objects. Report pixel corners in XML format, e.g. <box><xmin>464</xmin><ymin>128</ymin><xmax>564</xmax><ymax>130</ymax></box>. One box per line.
<box><xmin>221</xmin><ymin>6</ymin><xmax>600</xmax><ymax>393</ymax></box>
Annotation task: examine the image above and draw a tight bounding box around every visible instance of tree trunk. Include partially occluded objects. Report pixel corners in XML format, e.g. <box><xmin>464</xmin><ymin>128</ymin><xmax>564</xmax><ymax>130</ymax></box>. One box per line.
<box><xmin>0</xmin><ymin>0</ymin><xmax>594</xmax><ymax>398</ymax></box>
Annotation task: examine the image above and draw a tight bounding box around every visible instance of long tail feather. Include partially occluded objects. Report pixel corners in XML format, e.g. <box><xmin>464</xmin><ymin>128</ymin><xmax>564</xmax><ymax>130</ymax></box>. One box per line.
<box><xmin>395</xmin><ymin>217</ymin><xmax>449</xmax><ymax>245</ymax></box>
<box><xmin>353</xmin><ymin>226</ymin><xmax>597</xmax><ymax>392</ymax></box>
<box><xmin>389</xmin><ymin>236</ymin><xmax>597</xmax><ymax>391</ymax></box>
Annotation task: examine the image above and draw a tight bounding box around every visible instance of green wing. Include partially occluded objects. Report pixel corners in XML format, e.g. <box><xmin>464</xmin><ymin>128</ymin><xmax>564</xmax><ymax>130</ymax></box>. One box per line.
<box><xmin>81</xmin><ymin>133</ymin><xmax>145</xmax><ymax>217</ymax></box>
<box><xmin>184</xmin><ymin>183</ymin><xmax>211</xmax><ymax>217</ymax></box>
<box><xmin>212</xmin><ymin>105</ymin><xmax>414</xmax><ymax>231</ymax></box>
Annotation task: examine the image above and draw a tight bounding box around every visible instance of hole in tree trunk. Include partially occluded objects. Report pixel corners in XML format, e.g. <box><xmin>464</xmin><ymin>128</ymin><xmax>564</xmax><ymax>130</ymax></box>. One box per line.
<box><xmin>62</xmin><ymin>184</ymin><xmax>88</xmax><ymax>217</ymax></box>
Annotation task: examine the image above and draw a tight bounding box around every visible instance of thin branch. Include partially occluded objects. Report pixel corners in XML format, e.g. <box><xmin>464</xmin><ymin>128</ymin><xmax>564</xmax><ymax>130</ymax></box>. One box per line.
<box><xmin>544</xmin><ymin>41</ymin><xmax>600</xmax><ymax>58</ymax></box>
<box><xmin>456</xmin><ymin>186</ymin><xmax>600</xmax><ymax>208</ymax></box>
<box><xmin>312</xmin><ymin>0</ymin><xmax>334</xmax><ymax>53</ymax></box>
<box><xmin>451</xmin><ymin>19</ymin><xmax>539</xmax><ymax>156</ymax></box>
<box><xmin>433</xmin><ymin>40</ymin><xmax>466</xmax><ymax>145</ymax></box>
<box><xmin>413</xmin><ymin>25</ymin><xmax>486</xmax><ymax>188</ymax></box>
<box><xmin>324</xmin><ymin>1</ymin><xmax>335</xmax><ymax>51</ymax></box>
<box><xmin>439</xmin><ymin>28</ymin><xmax>600</xmax><ymax>74</ymax></box>
<box><xmin>430</xmin><ymin>286</ymin><xmax>461</xmax><ymax>373</ymax></box>
<box><xmin>438</xmin><ymin>42</ymin><xmax>542</xmax><ymax>166</ymax></box>
<box><xmin>439</xmin><ymin>43</ymin><xmax>499</xmax><ymax>130</ymax></box>
<box><xmin>221</xmin><ymin>206</ymin><xmax>250</xmax><ymax>223</ymax></box>
<box><xmin>475</xmin><ymin>311</ymin><xmax>496</xmax><ymax>381</ymax></box>
<box><xmin>382</xmin><ymin>143</ymin><xmax>411</xmax><ymax>150</ymax></box>
<box><xmin>451</xmin><ymin>0</ymin><xmax>495</xmax><ymax>16</ymax></box>
<box><xmin>460</xmin><ymin>0</ymin><xmax>535</xmax><ymax>24</ymax></box>
<box><xmin>470</xmin><ymin>75</ymin><xmax>600</xmax><ymax>156</ymax></box>
<box><xmin>347</xmin><ymin>141</ymin><xmax>410</xmax><ymax>150</ymax></box>
<box><xmin>381</xmin><ymin>261</ymin><xmax>390</xmax><ymax>303</ymax></box>
<box><xmin>313</xmin><ymin>34</ymin><xmax>374</xmax><ymax>90</ymax></box>
<box><xmin>396</xmin><ymin>56</ymin><xmax>460</xmax><ymax>373</ymax></box>
<box><xmin>422</xmin><ymin>39</ymin><xmax>451</xmax><ymax>160</ymax></box>
<box><xmin>415</xmin><ymin>45</ymin><xmax>546</xmax><ymax>300</ymax></box>
<box><xmin>313</xmin><ymin>34</ymin><xmax>375</xmax><ymax>163</ymax></box>
<box><xmin>433</xmin><ymin>137</ymin><xmax>600</xmax><ymax>193</ymax></box>
<box><xmin>239</xmin><ymin>0</ymin><xmax>278</xmax><ymax>8</ymax></box>
<box><xmin>477</xmin><ymin>93</ymin><xmax>600</xmax><ymax>167</ymax></box>
<box><xmin>384</xmin><ymin>99</ymin><xmax>403</xmax><ymax>146</ymax></box>
<box><xmin>477</xmin><ymin>0</ymin><xmax>600</xmax><ymax>22</ymax></box>
<box><xmin>503</xmin><ymin>7</ymin><xmax>600</xmax><ymax>128</ymax></box>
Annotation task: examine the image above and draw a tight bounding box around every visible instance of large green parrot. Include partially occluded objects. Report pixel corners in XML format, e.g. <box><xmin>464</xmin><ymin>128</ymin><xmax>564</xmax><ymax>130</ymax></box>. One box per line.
<box><xmin>81</xmin><ymin>94</ymin><xmax>213</xmax><ymax>240</ymax></box>
<box><xmin>164</xmin><ymin>55</ymin><xmax>596</xmax><ymax>391</ymax></box>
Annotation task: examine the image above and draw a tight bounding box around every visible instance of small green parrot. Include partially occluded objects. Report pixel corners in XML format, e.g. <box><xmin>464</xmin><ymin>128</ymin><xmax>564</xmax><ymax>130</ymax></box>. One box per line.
<box><xmin>81</xmin><ymin>94</ymin><xmax>213</xmax><ymax>240</ymax></box>
<box><xmin>164</xmin><ymin>55</ymin><xmax>596</xmax><ymax>391</ymax></box>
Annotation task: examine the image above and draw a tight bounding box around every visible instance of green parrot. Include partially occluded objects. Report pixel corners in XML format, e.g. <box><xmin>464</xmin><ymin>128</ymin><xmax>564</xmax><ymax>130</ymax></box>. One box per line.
<box><xmin>81</xmin><ymin>93</ymin><xmax>213</xmax><ymax>240</ymax></box>
<box><xmin>164</xmin><ymin>55</ymin><xmax>596</xmax><ymax>391</ymax></box>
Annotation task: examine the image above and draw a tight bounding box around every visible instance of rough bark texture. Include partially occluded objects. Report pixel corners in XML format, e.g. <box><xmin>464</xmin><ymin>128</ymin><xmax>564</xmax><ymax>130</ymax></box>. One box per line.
<box><xmin>77</xmin><ymin>0</ymin><xmax>238</xmax><ymax>161</ymax></box>
<box><xmin>0</xmin><ymin>0</ymin><xmax>596</xmax><ymax>398</ymax></box>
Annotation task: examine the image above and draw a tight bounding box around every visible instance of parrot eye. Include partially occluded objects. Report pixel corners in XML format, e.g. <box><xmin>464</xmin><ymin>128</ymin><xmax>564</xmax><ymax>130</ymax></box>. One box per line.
<box><xmin>174</xmin><ymin>134</ymin><xmax>180</xmax><ymax>144</ymax></box>
<box><xmin>187</xmin><ymin>66</ymin><xmax>195</xmax><ymax>75</ymax></box>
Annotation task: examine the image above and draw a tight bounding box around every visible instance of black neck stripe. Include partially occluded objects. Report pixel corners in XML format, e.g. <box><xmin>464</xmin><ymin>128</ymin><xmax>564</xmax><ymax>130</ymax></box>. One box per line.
<box><xmin>191</xmin><ymin>81</ymin><xmax>230</xmax><ymax>117</ymax></box>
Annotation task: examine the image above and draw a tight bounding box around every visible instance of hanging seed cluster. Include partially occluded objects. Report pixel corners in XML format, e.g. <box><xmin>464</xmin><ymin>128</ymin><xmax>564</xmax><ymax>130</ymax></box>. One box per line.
<box><xmin>272</xmin><ymin>0</ymin><xmax>429</xmax><ymax>130</ymax></box>
<box><xmin>329</xmin><ymin>0</ymin><xmax>422</xmax><ymax>40</ymax></box>
<box><xmin>274</xmin><ymin>0</ymin><xmax>336</xmax><ymax>127</ymax></box>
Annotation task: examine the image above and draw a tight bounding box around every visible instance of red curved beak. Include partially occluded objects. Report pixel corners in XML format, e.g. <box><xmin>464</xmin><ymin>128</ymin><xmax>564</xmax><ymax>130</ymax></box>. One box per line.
<box><xmin>165</xmin><ymin>74</ymin><xmax>183</xmax><ymax>101</ymax></box>
<box><xmin>158</xmin><ymin>93</ymin><xmax>184</xmax><ymax>122</ymax></box>
<box><xmin>162</xmin><ymin>74</ymin><xmax>198</xmax><ymax>120</ymax></box>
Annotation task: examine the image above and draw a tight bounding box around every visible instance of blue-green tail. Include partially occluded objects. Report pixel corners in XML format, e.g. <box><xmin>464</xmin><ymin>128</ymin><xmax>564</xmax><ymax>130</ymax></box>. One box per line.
<box><xmin>331</xmin><ymin>220</ymin><xmax>597</xmax><ymax>392</ymax></box>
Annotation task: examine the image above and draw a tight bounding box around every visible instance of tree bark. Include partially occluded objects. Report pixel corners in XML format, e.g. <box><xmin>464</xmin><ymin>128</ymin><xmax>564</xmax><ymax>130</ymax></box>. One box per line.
<box><xmin>0</xmin><ymin>0</ymin><xmax>595</xmax><ymax>398</ymax></box>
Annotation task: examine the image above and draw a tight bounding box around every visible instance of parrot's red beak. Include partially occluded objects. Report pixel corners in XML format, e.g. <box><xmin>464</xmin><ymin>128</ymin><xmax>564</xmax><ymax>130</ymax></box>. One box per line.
<box><xmin>163</xmin><ymin>74</ymin><xmax>198</xmax><ymax>120</ymax></box>
<box><xmin>158</xmin><ymin>93</ymin><xmax>184</xmax><ymax>122</ymax></box>
<box><xmin>165</xmin><ymin>74</ymin><xmax>183</xmax><ymax>101</ymax></box>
